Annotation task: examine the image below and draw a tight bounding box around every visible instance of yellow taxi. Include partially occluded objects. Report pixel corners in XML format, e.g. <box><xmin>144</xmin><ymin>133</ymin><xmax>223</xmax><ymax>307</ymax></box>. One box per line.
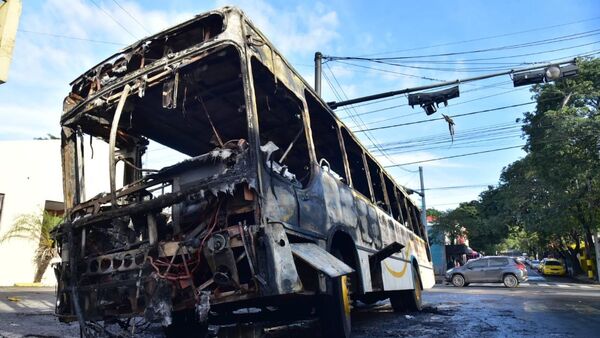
<box><xmin>541</xmin><ymin>259</ymin><xmax>566</xmax><ymax>276</ymax></box>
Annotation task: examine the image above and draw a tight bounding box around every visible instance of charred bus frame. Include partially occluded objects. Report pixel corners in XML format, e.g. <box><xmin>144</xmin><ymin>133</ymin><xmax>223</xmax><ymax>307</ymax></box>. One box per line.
<box><xmin>53</xmin><ymin>7</ymin><xmax>434</xmax><ymax>337</ymax></box>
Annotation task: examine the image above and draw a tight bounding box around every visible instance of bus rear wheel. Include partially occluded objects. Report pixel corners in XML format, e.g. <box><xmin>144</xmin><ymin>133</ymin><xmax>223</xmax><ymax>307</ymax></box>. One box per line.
<box><xmin>390</xmin><ymin>266</ymin><xmax>423</xmax><ymax>312</ymax></box>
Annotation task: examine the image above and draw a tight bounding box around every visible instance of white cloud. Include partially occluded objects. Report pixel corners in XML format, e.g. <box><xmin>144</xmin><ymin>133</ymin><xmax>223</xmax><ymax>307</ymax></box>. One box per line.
<box><xmin>0</xmin><ymin>0</ymin><xmax>197</xmax><ymax>140</ymax></box>
<box><xmin>216</xmin><ymin>0</ymin><xmax>339</xmax><ymax>56</ymax></box>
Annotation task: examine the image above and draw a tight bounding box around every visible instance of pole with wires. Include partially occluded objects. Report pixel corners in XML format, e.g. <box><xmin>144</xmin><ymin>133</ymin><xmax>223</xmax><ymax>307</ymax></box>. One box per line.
<box><xmin>314</xmin><ymin>51</ymin><xmax>322</xmax><ymax>96</ymax></box>
<box><xmin>419</xmin><ymin>166</ymin><xmax>427</xmax><ymax>229</ymax></box>
<box><xmin>326</xmin><ymin>57</ymin><xmax>578</xmax><ymax>109</ymax></box>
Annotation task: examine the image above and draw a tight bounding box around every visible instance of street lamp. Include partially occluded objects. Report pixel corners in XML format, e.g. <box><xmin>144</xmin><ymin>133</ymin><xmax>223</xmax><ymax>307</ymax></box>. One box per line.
<box><xmin>513</xmin><ymin>63</ymin><xmax>578</xmax><ymax>87</ymax></box>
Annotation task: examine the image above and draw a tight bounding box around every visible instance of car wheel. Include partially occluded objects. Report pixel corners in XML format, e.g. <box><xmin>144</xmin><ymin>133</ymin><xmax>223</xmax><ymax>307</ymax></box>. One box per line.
<box><xmin>451</xmin><ymin>274</ymin><xmax>465</xmax><ymax>287</ymax></box>
<box><xmin>503</xmin><ymin>274</ymin><xmax>518</xmax><ymax>288</ymax></box>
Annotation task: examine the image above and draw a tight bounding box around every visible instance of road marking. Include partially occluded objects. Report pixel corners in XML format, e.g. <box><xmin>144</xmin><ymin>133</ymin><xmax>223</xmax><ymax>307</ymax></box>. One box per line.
<box><xmin>579</xmin><ymin>285</ymin><xmax>592</xmax><ymax>289</ymax></box>
<box><xmin>520</xmin><ymin>283</ymin><xmax>530</xmax><ymax>286</ymax></box>
<box><xmin>556</xmin><ymin>284</ymin><xmax>569</xmax><ymax>288</ymax></box>
<box><xmin>537</xmin><ymin>283</ymin><xmax>549</xmax><ymax>286</ymax></box>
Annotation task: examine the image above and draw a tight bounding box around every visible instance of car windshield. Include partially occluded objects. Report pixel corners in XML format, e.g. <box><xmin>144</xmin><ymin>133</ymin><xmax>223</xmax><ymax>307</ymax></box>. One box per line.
<box><xmin>545</xmin><ymin>261</ymin><xmax>561</xmax><ymax>266</ymax></box>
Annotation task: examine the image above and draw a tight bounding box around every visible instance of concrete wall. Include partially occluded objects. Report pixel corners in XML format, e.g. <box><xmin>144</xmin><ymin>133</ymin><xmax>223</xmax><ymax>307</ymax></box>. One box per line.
<box><xmin>0</xmin><ymin>140</ymin><xmax>63</xmax><ymax>285</ymax></box>
<box><xmin>0</xmin><ymin>139</ymin><xmax>115</xmax><ymax>286</ymax></box>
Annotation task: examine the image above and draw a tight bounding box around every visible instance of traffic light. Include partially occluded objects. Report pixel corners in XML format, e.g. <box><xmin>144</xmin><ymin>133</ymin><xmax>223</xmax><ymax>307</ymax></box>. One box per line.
<box><xmin>408</xmin><ymin>86</ymin><xmax>460</xmax><ymax>115</ymax></box>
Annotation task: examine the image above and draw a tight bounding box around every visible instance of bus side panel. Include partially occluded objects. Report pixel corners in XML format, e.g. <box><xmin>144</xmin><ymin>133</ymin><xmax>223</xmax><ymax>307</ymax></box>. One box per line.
<box><xmin>420</xmin><ymin>264</ymin><xmax>436</xmax><ymax>289</ymax></box>
<box><xmin>357</xmin><ymin>249</ymin><xmax>374</xmax><ymax>292</ymax></box>
<box><xmin>262</xmin><ymin>170</ymin><xmax>300</xmax><ymax>226</ymax></box>
<box><xmin>381</xmin><ymin>258</ymin><xmax>415</xmax><ymax>291</ymax></box>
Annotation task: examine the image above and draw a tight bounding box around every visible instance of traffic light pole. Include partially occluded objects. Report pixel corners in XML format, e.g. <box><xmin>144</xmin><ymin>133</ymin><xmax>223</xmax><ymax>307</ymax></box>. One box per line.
<box><xmin>324</xmin><ymin>57</ymin><xmax>578</xmax><ymax>109</ymax></box>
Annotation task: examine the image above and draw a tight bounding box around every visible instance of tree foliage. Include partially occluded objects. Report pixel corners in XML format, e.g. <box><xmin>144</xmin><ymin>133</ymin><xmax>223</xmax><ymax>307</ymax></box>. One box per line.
<box><xmin>0</xmin><ymin>210</ymin><xmax>63</xmax><ymax>282</ymax></box>
<box><xmin>436</xmin><ymin>58</ymin><xmax>600</xmax><ymax>267</ymax></box>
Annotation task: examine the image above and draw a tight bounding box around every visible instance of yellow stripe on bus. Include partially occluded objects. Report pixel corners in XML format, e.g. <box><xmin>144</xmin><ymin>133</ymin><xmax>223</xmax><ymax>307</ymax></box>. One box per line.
<box><xmin>383</xmin><ymin>241</ymin><xmax>411</xmax><ymax>278</ymax></box>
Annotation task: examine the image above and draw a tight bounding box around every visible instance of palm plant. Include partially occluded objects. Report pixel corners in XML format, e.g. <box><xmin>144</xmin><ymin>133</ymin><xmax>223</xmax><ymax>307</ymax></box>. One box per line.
<box><xmin>0</xmin><ymin>210</ymin><xmax>63</xmax><ymax>283</ymax></box>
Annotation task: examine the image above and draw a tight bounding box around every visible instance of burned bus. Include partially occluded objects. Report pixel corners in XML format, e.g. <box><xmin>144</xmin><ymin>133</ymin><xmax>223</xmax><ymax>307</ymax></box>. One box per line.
<box><xmin>53</xmin><ymin>6</ymin><xmax>434</xmax><ymax>337</ymax></box>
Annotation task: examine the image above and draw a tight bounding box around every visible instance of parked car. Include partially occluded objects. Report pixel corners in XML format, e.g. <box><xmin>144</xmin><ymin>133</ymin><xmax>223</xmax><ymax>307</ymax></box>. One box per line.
<box><xmin>445</xmin><ymin>256</ymin><xmax>528</xmax><ymax>288</ymax></box>
<box><xmin>530</xmin><ymin>259</ymin><xmax>540</xmax><ymax>270</ymax></box>
<box><xmin>541</xmin><ymin>259</ymin><xmax>566</xmax><ymax>276</ymax></box>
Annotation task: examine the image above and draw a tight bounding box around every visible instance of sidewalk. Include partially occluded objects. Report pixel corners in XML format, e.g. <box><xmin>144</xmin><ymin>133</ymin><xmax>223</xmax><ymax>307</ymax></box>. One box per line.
<box><xmin>571</xmin><ymin>273</ymin><xmax>599</xmax><ymax>285</ymax></box>
<box><xmin>0</xmin><ymin>286</ymin><xmax>79</xmax><ymax>338</ymax></box>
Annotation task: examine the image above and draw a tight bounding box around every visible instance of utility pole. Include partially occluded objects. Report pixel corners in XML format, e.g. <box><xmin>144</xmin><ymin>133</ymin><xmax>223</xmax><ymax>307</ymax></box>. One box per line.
<box><xmin>314</xmin><ymin>51</ymin><xmax>322</xmax><ymax>96</ymax></box>
<box><xmin>419</xmin><ymin>166</ymin><xmax>427</xmax><ymax>228</ymax></box>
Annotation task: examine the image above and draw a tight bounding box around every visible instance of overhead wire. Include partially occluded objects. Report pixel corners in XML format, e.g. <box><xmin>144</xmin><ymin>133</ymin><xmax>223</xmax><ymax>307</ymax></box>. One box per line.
<box><xmin>356</xmin><ymin>102</ymin><xmax>535</xmax><ymax>132</ymax></box>
<box><xmin>409</xmin><ymin>184</ymin><xmax>496</xmax><ymax>191</ymax></box>
<box><xmin>385</xmin><ymin>145</ymin><xmax>525</xmax><ymax>167</ymax></box>
<box><xmin>345</xmin><ymin>86</ymin><xmax>526</xmax><ymax>129</ymax></box>
<box><xmin>90</xmin><ymin>0</ymin><xmax>139</xmax><ymax>40</ymax></box>
<box><xmin>383</xmin><ymin>121</ymin><xmax>599</xmax><ymax>167</ymax></box>
<box><xmin>323</xmin><ymin>63</ymin><xmax>418</xmax><ymax>173</ymax></box>
<box><xmin>357</xmin><ymin>16</ymin><xmax>600</xmax><ymax>57</ymax></box>
<box><xmin>17</xmin><ymin>29</ymin><xmax>125</xmax><ymax>45</ymax></box>
<box><xmin>371</xmin><ymin>123</ymin><xmax>525</xmax><ymax>155</ymax></box>
<box><xmin>363</xmin><ymin>42</ymin><xmax>600</xmax><ymax>72</ymax></box>
<box><xmin>111</xmin><ymin>0</ymin><xmax>151</xmax><ymax>34</ymax></box>
<box><xmin>328</xmin><ymin>29</ymin><xmax>600</xmax><ymax>61</ymax></box>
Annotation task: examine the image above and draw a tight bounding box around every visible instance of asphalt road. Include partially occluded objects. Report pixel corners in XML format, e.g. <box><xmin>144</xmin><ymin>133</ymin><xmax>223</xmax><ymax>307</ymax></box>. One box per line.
<box><xmin>1</xmin><ymin>269</ymin><xmax>599</xmax><ymax>338</ymax></box>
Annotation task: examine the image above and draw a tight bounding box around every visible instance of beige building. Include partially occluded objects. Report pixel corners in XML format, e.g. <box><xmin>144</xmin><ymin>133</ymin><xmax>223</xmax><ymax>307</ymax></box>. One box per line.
<box><xmin>0</xmin><ymin>139</ymin><xmax>114</xmax><ymax>285</ymax></box>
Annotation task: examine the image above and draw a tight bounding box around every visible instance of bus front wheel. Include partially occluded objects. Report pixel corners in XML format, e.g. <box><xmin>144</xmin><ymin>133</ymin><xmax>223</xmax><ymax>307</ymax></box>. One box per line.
<box><xmin>319</xmin><ymin>249</ymin><xmax>352</xmax><ymax>338</ymax></box>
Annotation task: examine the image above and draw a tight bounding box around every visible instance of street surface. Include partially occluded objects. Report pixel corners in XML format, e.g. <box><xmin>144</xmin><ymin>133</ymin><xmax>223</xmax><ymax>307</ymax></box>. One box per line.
<box><xmin>1</xmin><ymin>269</ymin><xmax>599</xmax><ymax>338</ymax></box>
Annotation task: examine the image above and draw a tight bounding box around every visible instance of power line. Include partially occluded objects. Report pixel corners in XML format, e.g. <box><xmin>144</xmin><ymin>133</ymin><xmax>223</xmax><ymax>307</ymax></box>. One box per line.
<box><xmin>17</xmin><ymin>29</ymin><xmax>125</xmax><ymax>45</ymax></box>
<box><xmin>328</xmin><ymin>29</ymin><xmax>600</xmax><ymax>62</ymax></box>
<box><xmin>324</xmin><ymin>63</ymin><xmax>417</xmax><ymax>173</ymax></box>
<box><xmin>363</xmin><ymin>42</ymin><xmax>600</xmax><ymax>73</ymax></box>
<box><xmin>409</xmin><ymin>184</ymin><xmax>495</xmax><ymax>191</ymax></box>
<box><xmin>111</xmin><ymin>0</ymin><xmax>151</xmax><ymax>34</ymax></box>
<box><xmin>345</xmin><ymin>86</ymin><xmax>525</xmax><ymax>129</ymax></box>
<box><xmin>356</xmin><ymin>102</ymin><xmax>535</xmax><ymax>133</ymax></box>
<box><xmin>373</xmin><ymin>126</ymin><xmax>524</xmax><ymax>155</ymax></box>
<box><xmin>385</xmin><ymin>145</ymin><xmax>524</xmax><ymax>167</ymax></box>
<box><xmin>428</xmin><ymin>201</ymin><xmax>472</xmax><ymax>208</ymax></box>
<box><xmin>383</xmin><ymin>122</ymin><xmax>599</xmax><ymax>167</ymax></box>
<box><xmin>372</xmin><ymin>121</ymin><xmax>521</xmax><ymax>149</ymax></box>
<box><xmin>328</xmin><ymin>56</ymin><xmax>578</xmax><ymax>110</ymax></box>
<box><xmin>90</xmin><ymin>0</ymin><xmax>138</xmax><ymax>40</ymax></box>
<box><xmin>358</xmin><ymin>16</ymin><xmax>600</xmax><ymax>57</ymax></box>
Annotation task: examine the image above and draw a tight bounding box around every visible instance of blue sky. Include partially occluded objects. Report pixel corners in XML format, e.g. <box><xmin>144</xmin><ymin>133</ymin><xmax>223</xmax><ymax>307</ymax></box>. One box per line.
<box><xmin>1</xmin><ymin>0</ymin><xmax>599</xmax><ymax>210</ymax></box>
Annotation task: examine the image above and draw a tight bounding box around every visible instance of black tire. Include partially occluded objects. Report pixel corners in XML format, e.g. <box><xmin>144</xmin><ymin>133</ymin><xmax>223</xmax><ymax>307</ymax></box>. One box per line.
<box><xmin>319</xmin><ymin>250</ymin><xmax>352</xmax><ymax>338</ymax></box>
<box><xmin>390</xmin><ymin>266</ymin><xmax>423</xmax><ymax>312</ymax></box>
<box><xmin>451</xmin><ymin>274</ymin><xmax>466</xmax><ymax>287</ymax></box>
<box><xmin>503</xmin><ymin>274</ymin><xmax>519</xmax><ymax>288</ymax></box>
<box><xmin>164</xmin><ymin>309</ymin><xmax>208</xmax><ymax>338</ymax></box>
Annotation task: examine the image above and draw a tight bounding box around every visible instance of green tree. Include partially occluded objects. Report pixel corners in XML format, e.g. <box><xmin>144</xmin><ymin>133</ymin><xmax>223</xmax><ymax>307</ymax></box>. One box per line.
<box><xmin>476</xmin><ymin>58</ymin><xmax>600</xmax><ymax>273</ymax></box>
<box><xmin>522</xmin><ymin>58</ymin><xmax>600</xmax><ymax>261</ymax></box>
<box><xmin>0</xmin><ymin>210</ymin><xmax>63</xmax><ymax>283</ymax></box>
<box><xmin>427</xmin><ymin>208</ymin><xmax>443</xmax><ymax>219</ymax></box>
